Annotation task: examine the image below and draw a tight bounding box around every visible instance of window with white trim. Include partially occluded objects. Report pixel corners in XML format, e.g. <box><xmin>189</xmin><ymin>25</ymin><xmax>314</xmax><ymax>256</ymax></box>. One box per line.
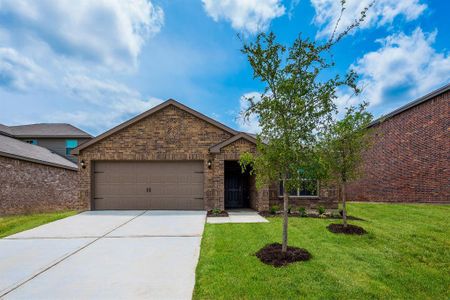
<box><xmin>279</xmin><ymin>179</ymin><xmax>318</xmax><ymax>197</ymax></box>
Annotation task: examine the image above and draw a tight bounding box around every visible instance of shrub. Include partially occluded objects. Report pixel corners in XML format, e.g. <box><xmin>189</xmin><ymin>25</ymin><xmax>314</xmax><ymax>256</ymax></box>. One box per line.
<box><xmin>318</xmin><ymin>206</ymin><xmax>325</xmax><ymax>215</ymax></box>
<box><xmin>298</xmin><ymin>207</ymin><xmax>306</xmax><ymax>217</ymax></box>
<box><xmin>332</xmin><ymin>210</ymin><xmax>341</xmax><ymax>218</ymax></box>
<box><xmin>270</xmin><ymin>205</ymin><xmax>280</xmax><ymax>215</ymax></box>
<box><xmin>211</xmin><ymin>208</ymin><xmax>222</xmax><ymax>215</ymax></box>
<box><xmin>288</xmin><ymin>206</ymin><xmax>293</xmax><ymax>214</ymax></box>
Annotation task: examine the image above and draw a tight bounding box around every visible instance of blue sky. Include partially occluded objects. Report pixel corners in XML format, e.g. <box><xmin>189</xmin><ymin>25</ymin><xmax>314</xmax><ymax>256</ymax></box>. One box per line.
<box><xmin>0</xmin><ymin>0</ymin><xmax>449</xmax><ymax>135</ymax></box>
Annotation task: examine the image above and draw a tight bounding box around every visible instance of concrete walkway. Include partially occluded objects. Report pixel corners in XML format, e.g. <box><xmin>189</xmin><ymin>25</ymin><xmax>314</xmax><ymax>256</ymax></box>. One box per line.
<box><xmin>206</xmin><ymin>210</ymin><xmax>269</xmax><ymax>224</ymax></box>
<box><xmin>0</xmin><ymin>210</ymin><xmax>206</xmax><ymax>300</ymax></box>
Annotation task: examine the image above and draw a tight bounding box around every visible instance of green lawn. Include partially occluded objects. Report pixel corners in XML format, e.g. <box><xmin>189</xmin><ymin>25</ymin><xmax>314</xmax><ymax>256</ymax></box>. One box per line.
<box><xmin>0</xmin><ymin>211</ymin><xmax>77</xmax><ymax>238</ymax></box>
<box><xmin>194</xmin><ymin>203</ymin><xmax>450</xmax><ymax>299</ymax></box>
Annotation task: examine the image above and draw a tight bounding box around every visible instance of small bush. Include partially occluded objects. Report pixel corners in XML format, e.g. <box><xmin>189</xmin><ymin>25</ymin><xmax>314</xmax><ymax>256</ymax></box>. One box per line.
<box><xmin>211</xmin><ymin>208</ymin><xmax>222</xmax><ymax>215</ymax></box>
<box><xmin>318</xmin><ymin>206</ymin><xmax>325</xmax><ymax>215</ymax></box>
<box><xmin>270</xmin><ymin>205</ymin><xmax>280</xmax><ymax>215</ymax></box>
<box><xmin>332</xmin><ymin>210</ymin><xmax>341</xmax><ymax>218</ymax></box>
<box><xmin>298</xmin><ymin>207</ymin><xmax>306</xmax><ymax>217</ymax></box>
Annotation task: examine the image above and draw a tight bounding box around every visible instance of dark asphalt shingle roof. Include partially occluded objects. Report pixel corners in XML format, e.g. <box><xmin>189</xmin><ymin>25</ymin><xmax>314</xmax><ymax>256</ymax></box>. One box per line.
<box><xmin>0</xmin><ymin>135</ymin><xmax>78</xmax><ymax>170</ymax></box>
<box><xmin>369</xmin><ymin>83</ymin><xmax>450</xmax><ymax>127</ymax></box>
<box><xmin>1</xmin><ymin>123</ymin><xmax>92</xmax><ymax>138</ymax></box>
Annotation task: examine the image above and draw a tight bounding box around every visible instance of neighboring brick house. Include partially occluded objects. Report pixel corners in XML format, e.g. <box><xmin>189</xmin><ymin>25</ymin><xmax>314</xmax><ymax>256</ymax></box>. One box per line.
<box><xmin>347</xmin><ymin>83</ymin><xmax>450</xmax><ymax>203</ymax></box>
<box><xmin>0</xmin><ymin>135</ymin><xmax>83</xmax><ymax>215</ymax></box>
<box><xmin>0</xmin><ymin>123</ymin><xmax>92</xmax><ymax>162</ymax></box>
<box><xmin>72</xmin><ymin>99</ymin><xmax>338</xmax><ymax>212</ymax></box>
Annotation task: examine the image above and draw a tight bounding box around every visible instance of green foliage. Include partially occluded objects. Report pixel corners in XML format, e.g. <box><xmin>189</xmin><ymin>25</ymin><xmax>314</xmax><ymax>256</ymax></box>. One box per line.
<box><xmin>239</xmin><ymin>30</ymin><xmax>361</xmax><ymax>192</ymax></box>
<box><xmin>211</xmin><ymin>208</ymin><xmax>222</xmax><ymax>215</ymax></box>
<box><xmin>298</xmin><ymin>207</ymin><xmax>307</xmax><ymax>217</ymax></box>
<box><xmin>288</xmin><ymin>205</ymin><xmax>293</xmax><ymax>214</ymax></box>
<box><xmin>270</xmin><ymin>205</ymin><xmax>280</xmax><ymax>215</ymax></box>
<box><xmin>320</xmin><ymin>103</ymin><xmax>373</xmax><ymax>183</ymax></box>
<box><xmin>318</xmin><ymin>206</ymin><xmax>326</xmax><ymax>215</ymax></box>
<box><xmin>237</xmin><ymin>0</ymin><xmax>371</xmax><ymax>250</ymax></box>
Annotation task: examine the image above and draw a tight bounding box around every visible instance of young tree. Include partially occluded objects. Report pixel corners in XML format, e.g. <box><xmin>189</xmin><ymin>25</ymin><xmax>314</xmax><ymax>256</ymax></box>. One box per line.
<box><xmin>320</xmin><ymin>104</ymin><xmax>373</xmax><ymax>227</ymax></box>
<box><xmin>239</xmin><ymin>2</ymin><xmax>370</xmax><ymax>253</ymax></box>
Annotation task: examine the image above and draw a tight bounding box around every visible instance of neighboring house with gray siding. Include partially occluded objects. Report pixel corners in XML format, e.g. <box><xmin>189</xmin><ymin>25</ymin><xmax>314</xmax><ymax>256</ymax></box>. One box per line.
<box><xmin>0</xmin><ymin>134</ymin><xmax>83</xmax><ymax>215</ymax></box>
<box><xmin>0</xmin><ymin>123</ymin><xmax>92</xmax><ymax>162</ymax></box>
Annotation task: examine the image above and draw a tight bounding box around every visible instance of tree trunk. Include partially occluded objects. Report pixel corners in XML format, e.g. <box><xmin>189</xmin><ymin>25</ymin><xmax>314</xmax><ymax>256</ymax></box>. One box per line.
<box><xmin>282</xmin><ymin>177</ymin><xmax>289</xmax><ymax>252</ymax></box>
<box><xmin>342</xmin><ymin>181</ymin><xmax>348</xmax><ymax>228</ymax></box>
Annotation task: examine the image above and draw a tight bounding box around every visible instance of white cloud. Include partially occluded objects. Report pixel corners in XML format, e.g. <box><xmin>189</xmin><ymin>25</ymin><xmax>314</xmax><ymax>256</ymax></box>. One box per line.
<box><xmin>202</xmin><ymin>0</ymin><xmax>285</xmax><ymax>34</ymax></box>
<box><xmin>337</xmin><ymin>28</ymin><xmax>450</xmax><ymax>109</ymax></box>
<box><xmin>237</xmin><ymin>92</ymin><xmax>261</xmax><ymax>133</ymax></box>
<box><xmin>0</xmin><ymin>47</ymin><xmax>48</xmax><ymax>91</ymax></box>
<box><xmin>49</xmin><ymin>75</ymin><xmax>163</xmax><ymax>132</ymax></box>
<box><xmin>0</xmin><ymin>0</ymin><xmax>163</xmax><ymax>69</ymax></box>
<box><xmin>311</xmin><ymin>0</ymin><xmax>427</xmax><ymax>37</ymax></box>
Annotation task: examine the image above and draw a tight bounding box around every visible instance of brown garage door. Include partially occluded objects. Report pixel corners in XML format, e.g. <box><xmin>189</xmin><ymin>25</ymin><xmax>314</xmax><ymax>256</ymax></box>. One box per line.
<box><xmin>93</xmin><ymin>161</ymin><xmax>204</xmax><ymax>210</ymax></box>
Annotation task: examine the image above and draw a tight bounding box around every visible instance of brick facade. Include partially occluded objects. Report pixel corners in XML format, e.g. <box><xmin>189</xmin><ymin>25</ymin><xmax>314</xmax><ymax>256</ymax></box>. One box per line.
<box><xmin>346</xmin><ymin>90</ymin><xmax>449</xmax><ymax>203</ymax></box>
<box><xmin>0</xmin><ymin>156</ymin><xmax>82</xmax><ymax>215</ymax></box>
<box><xmin>77</xmin><ymin>104</ymin><xmax>338</xmax><ymax>211</ymax></box>
<box><xmin>268</xmin><ymin>182</ymin><xmax>339</xmax><ymax>209</ymax></box>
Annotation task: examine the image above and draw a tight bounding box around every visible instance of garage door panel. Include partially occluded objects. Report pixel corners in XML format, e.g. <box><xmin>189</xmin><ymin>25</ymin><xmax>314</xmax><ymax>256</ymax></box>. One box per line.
<box><xmin>95</xmin><ymin>183</ymin><xmax>137</xmax><ymax>196</ymax></box>
<box><xmin>93</xmin><ymin>161</ymin><xmax>204</xmax><ymax>210</ymax></box>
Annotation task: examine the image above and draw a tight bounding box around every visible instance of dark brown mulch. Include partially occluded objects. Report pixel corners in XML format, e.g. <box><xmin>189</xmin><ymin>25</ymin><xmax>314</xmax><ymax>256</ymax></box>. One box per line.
<box><xmin>255</xmin><ymin>243</ymin><xmax>312</xmax><ymax>267</ymax></box>
<box><xmin>207</xmin><ymin>210</ymin><xmax>229</xmax><ymax>217</ymax></box>
<box><xmin>327</xmin><ymin>223</ymin><xmax>367</xmax><ymax>235</ymax></box>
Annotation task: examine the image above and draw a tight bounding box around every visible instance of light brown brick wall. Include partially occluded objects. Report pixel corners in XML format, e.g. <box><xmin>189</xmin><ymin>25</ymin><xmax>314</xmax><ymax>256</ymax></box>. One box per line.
<box><xmin>219</xmin><ymin>138</ymin><xmax>270</xmax><ymax>211</ymax></box>
<box><xmin>78</xmin><ymin>104</ymin><xmax>337</xmax><ymax>211</ymax></box>
<box><xmin>78</xmin><ymin>104</ymin><xmax>236</xmax><ymax>210</ymax></box>
<box><xmin>0</xmin><ymin>156</ymin><xmax>82</xmax><ymax>215</ymax></box>
<box><xmin>346</xmin><ymin>90</ymin><xmax>449</xmax><ymax>203</ymax></box>
<box><xmin>268</xmin><ymin>182</ymin><xmax>338</xmax><ymax>210</ymax></box>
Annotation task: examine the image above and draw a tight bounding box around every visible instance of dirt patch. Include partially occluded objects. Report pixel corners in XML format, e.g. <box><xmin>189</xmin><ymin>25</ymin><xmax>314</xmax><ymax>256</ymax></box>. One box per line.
<box><xmin>207</xmin><ymin>210</ymin><xmax>229</xmax><ymax>217</ymax></box>
<box><xmin>255</xmin><ymin>243</ymin><xmax>312</xmax><ymax>267</ymax></box>
<box><xmin>327</xmin><ymin>223</ymin><xmax>367</xmax><ymax>235</ymax></box>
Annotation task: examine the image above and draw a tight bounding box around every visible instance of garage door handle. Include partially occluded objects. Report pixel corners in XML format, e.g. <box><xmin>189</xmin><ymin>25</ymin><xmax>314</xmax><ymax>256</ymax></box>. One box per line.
<box><xmin>146</xmin><ymin>187</ymin><xmax>152</xmax><ymax>192</ymax></box>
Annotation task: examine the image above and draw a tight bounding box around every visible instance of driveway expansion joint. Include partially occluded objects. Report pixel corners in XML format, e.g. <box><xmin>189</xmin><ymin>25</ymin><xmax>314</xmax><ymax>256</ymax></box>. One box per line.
<box><xmin>0</xmin><ymin>210</ymin><xmax>148</xmax><ymax>298</ymax></box>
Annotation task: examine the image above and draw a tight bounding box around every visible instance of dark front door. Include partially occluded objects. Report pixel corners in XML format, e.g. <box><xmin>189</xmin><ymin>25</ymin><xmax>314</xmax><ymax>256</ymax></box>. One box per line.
<box><xmin>224</xmin><ymin>161</ymin><xmax>249</xmax><ymax>209</ymax></box>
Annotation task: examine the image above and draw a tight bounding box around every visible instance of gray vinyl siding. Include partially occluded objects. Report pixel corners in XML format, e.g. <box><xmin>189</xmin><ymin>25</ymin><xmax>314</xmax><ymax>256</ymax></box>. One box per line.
<box><xmin>19</xmin><ymin>138</ymin><xmax>90</xmax><ymax>162</ymax></box>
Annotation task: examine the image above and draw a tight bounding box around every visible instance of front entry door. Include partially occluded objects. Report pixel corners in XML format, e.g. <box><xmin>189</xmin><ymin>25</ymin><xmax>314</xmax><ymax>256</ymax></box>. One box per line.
<box><xmin>224</xmin><ymin>161</ymin><xmax>249</xmax><ymax>209</ymax></box>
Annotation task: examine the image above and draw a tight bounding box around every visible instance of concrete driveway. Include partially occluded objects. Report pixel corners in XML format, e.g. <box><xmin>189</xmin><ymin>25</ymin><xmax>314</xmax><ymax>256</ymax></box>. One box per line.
<box><xmin>0</xmin><ymin>210</ymin><xmax>206</xmax><ymax>300</ymax></box>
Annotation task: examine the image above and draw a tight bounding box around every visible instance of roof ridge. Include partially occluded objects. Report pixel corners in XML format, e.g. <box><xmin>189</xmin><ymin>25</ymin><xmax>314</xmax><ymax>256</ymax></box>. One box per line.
<box><xmin>370</xmin><ymin>82</ymin><xmax>450</xmax><ymax>127</ymax></box>
<box><xmin>0</xmin><ymin>135</ymin><xmax>77</xmax><ymax>170</ymax></box>
<box><xmin>72</xmin><ymin>99</ymin><xmax>238</xmax><ymax>154</ymax></box>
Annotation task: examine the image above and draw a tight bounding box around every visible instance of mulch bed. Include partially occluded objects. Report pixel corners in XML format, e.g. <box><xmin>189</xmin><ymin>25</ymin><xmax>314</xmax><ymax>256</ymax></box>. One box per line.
<box><xmin>207</xmin><ymin>210</ymin><xmax>229</xmax><ymax>217</ymax></box>
<box><xmin>327</xmin><ymin>223</ymin><xmax>367</xmax><ymax>235</ymax></box>
<box><xmin>259</xmin><ymin>211</ymin><xmax>364</xmax><ymax>221</ymax></box>
<box><xmin>255</xmin><ymin>243</ymin><xmax>312</xmax><ymax>267</ymax></box>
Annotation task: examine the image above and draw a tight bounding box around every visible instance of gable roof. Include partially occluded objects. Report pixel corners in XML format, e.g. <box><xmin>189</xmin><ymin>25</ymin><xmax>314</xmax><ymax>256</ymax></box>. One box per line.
<box><xmin>369</xmin><ymin>83</ymin><xmax>450</xmax><ymax>127</ymax></box>
<box><xmin>209</xmin><ymin>132</ymin><xmax>257</xmax><ymax>153</ymax></box>
<box><xmin>5</xmin><ymin>123</ymin><xmax>92</xmax><ymax>138</ymax></box>
<box><xmin>0</xmin><ymin>124</ymin><xmax>14</xmax><ymax>137</ymax></box>
<box><xmin>72</xmin><ymin>99</ymin><xmax>239</xmax><ymax>155</ymax></box>
<box><xmin>0</xmin><ymin>135</ymin><xmax>78</xmax><ymax>170</ymax></box>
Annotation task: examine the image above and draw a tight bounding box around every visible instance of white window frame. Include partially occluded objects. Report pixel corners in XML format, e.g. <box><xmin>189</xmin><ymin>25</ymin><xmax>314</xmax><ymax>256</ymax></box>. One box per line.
<box><xmin>278</xmin><ymin>179</ymin><xmax>320</xmax><ymax>198</ymax></box>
